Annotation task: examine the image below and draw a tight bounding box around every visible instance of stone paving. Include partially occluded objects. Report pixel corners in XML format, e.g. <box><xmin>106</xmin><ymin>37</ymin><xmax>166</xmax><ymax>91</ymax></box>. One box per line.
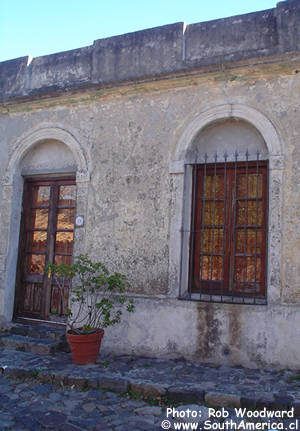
<box><xmin>0</xmin><ymin>376</ymin><xmax>165</xmax><ymax>431</ymax></box>
<box><xmin>1</xmin><ymin>349</ymin><xmax>300</xmax><ymax>408</ymax></box>
<box><xmin>0</xmin><ymin>349</ymin><xmax>299</xmax><ymax>430</ymax></box>
<box><xmin>0</xmin><ymin>375</ymin><xmax>299</xmax><ymax>431</ymax></box>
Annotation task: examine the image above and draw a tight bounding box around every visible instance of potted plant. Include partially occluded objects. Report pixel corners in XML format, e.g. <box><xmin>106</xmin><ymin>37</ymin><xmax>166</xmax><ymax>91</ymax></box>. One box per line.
<box><xmin>46</xmin><ymin>254</ymin><xmax>135</xmax><ymax>365</ymax></box>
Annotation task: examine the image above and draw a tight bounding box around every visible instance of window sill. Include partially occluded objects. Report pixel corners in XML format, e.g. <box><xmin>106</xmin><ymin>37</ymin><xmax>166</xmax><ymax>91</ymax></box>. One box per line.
<box><xmin>178</xmin><ymin>292</ymin><xmax>267</xmax><ymax>305</ymax></box>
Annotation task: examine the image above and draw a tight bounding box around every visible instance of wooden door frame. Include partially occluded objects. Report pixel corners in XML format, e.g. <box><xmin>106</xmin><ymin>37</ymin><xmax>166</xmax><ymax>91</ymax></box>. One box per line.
<box><xmin>14</xmin><ymin>175</ymin><xmax>76</xmax><ymax>323</ymax></box>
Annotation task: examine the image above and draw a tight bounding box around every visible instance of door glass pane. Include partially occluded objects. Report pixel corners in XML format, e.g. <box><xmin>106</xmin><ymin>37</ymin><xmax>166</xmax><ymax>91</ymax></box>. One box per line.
<box><xmin>57</xmin><ymin>208</ymin><xmax>75</xmax><ymax>229</ymax></box>
<box><xmin>28</xmin><ymin>231</ymin><xmax>47</xmax><ymax>252</ymax></box>
<box><xmin>58</xmin><ymin>185</ymin><xmax>76</xmax><ymax>207</ymax></box>
<box><xmin>54</xmin><ymin>255</ymin><xmax>72</xmax><ymax>266</ymax></box>
<box><xmin>30</xmin><ymin>209</ymin><xmax>49</xmax><ymax>229</ymax></box>
<box><xmin>55</xmin><ymin>231</ymin><xmax>74</xmax><ymax>253</ymax></box>
<box><xmin>28</xmin><ymin>254</ymin><xmax>45</xmax><ymax>274</ymax></box>
<box><xmin>32</xmin><ymin>186</ymin><xmax>50</xmax><ymax>207</ymax></box>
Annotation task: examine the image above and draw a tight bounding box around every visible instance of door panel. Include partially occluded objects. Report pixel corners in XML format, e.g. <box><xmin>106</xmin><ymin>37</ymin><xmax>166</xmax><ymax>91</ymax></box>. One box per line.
<box><xmin>15</xmin><ymin>178</ymin><xmax>76</xmax><ymax>321</ymax></box>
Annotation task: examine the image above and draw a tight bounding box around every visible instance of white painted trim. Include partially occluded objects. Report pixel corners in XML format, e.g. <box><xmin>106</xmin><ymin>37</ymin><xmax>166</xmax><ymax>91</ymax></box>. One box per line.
<box><xmin>5</xmin><ymin>125</ymin><xmax>90</xmax><ymax>185</ymax></box>
<box><xmin>169</xmin><ymin>160</ymin><xmax>184</xmax><ymax>174</ymax></box>
<box><xmin>173</xmin><ymin>104</ymin><xmax>283</xmax><ymax>162</ymax></box>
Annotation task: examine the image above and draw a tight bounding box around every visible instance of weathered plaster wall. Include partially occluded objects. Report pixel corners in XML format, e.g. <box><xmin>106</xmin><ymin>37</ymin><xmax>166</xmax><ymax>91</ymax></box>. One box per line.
<box><xmin>102</xmin><ymin>298</ymin><xmax>300</xmax><ymax>370</ymax></box>
<box><xmin>0</xmin><ymin>63</ymin><xmax>299</xmax><ymax>368</ymax></box>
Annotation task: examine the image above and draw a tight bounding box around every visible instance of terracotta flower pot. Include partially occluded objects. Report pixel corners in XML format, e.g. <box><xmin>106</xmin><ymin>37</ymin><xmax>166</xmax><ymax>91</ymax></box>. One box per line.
<box><xmin>66</xmin><ymin>328</ymin><xmax>104</xmax><ymax>365</ymax></box>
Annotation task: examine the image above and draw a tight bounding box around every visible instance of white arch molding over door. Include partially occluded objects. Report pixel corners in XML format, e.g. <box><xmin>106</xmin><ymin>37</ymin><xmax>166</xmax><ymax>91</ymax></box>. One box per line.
<box><xmin>168</xmin><ymin>103</ymin><xmax>284</xmax><ymax>305</ymax></box>
<box><xmin>5</xmin><ymin>126</ymin><xmax>90</xmax><ymax>185</ymax></box>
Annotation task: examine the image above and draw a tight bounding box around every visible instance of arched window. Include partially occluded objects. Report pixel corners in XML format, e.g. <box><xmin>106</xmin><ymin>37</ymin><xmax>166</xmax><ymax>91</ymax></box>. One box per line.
<box><xmin>179</xmin><ymin>119</ymin><xmax>269</xmax><ymax>304</ymax></box>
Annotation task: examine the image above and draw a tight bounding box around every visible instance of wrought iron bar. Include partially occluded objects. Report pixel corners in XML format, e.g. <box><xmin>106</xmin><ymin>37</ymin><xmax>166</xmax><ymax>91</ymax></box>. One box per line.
<box><xmin>188</xmin><ymin>165</ymin><xmax>198</xmax><ymax>297</ymax></box>
<box><xmin>208</xmin><ymin>153</ymin><xmax>218</xmax><ymax>301</ymax></box>
<box><xmin>199</xmin><ymin>153</ymin><xmax>208</xmax><ymax>299</ymax></box>
<box><xmin>231</xmin><ymin>151</ymin><xmax>238</xmax><ymax>302</ymax></box>
<box><xmin>242</xmin><ymin>150</ymin><xmax>249</xmax><ymax>303</ymax></box>
<box><xmin>221</xmin><ymin>152</ymin><xmax>228</xmax><ymax>301</ymax></box>
<box><xmin>254</xmin><ymin>151</ymin><xmax>260</xmax><ymax>304</ymax></box>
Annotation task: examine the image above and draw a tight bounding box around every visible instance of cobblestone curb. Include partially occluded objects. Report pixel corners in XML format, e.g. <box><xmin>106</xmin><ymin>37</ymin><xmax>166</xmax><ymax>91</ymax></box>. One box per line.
<box><xmin>2</xmin><ymin>361</ymin><xmax>299</xmax><ymax>415</ymax></box>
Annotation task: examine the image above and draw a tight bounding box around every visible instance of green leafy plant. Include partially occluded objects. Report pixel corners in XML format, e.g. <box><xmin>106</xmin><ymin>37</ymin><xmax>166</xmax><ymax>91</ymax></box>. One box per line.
<box><xmin>46</xmin><ymin>254</ymin><xmax>135</xmax><ymax>335</ymax></box>
<box><xmin>290</xmin><ymin>374</ymin><xmax>300</xmax><ymax>382</ymax></box>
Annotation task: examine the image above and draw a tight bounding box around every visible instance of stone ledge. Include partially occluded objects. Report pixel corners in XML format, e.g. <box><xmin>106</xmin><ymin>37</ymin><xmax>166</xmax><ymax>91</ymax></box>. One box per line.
<box><xmin>130</xmin><ymin>381</ymin><xmax>167</xmax><ymax>398</ymax></box>
<box><xmin>167</xmin><ymin>386</ymin><xmax>205</xmax><ymax>404</ymax></box>
<box><xmin>205</xmin><ymin>392</ymin><xmax>241</xmax><ymax>408</ymax></box>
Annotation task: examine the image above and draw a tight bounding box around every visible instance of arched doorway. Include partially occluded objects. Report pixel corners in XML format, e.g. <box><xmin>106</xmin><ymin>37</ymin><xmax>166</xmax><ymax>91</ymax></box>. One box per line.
<box><xmin>2</xmin><ymin>126</ymin><xmax>90</xmax><ymax>323</ymax></box>
<box><xmin>14</xmin><ymin>139</ymin><xmax>77</xmax><ymax>323</ymax></box>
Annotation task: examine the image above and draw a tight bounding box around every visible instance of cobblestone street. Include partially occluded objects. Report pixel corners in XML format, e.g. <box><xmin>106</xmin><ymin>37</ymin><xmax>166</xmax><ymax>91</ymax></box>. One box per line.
<box><xmin>0</xmin><ymin>348</ymin><xmax>299</xmax><ymax>430</ymax></box>
<box><xmin>0</xmin><ymin>376</ymin><xmax>299</xmax><ymax>431</ymax></box>
<box><xmin>0</xmin><ymin>376</ymin><xmax>166</xmax><ymax>431</ymax></box>
<box><xmin>1</xmin><ymin>375</ymin><xmax>299</xmax><ymax>431</ymax></box>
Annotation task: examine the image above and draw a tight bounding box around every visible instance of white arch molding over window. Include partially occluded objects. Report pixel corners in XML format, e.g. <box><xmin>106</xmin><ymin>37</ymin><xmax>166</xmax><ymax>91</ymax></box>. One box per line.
<box><xmin>168</xmin><ymin>104</ymin><xmax>283</xmax><ymax>306</ymax></box>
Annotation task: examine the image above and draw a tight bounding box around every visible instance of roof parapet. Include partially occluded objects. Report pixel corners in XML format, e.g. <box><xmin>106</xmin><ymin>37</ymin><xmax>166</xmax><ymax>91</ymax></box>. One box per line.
<box><xmin>1</xmin><ymin>1</ymin><xmax>300</xmax><ymax>102</ymax></box>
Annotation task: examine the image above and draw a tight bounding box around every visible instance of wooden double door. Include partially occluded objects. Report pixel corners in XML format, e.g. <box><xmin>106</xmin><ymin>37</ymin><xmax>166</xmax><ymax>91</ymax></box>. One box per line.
<box><xmin>14</xmin><ymin>177</ymin><xmax>76</xmax><ymax>322</ymax></box>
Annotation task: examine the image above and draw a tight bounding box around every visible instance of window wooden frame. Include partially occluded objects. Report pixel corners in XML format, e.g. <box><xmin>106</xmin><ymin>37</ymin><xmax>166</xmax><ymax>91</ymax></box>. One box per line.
<box><xmin>189</xmin><ymin>160</ymin><xmax>268</xmax><ymax>300</ymax></box>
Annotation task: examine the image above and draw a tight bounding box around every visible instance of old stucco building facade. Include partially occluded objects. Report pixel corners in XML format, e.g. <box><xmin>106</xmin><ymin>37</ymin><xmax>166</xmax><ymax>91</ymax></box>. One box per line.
<box><xmin>0</xmin><ymin>1</ymin><xmax>299</xmax><ymax>369</ymax></box>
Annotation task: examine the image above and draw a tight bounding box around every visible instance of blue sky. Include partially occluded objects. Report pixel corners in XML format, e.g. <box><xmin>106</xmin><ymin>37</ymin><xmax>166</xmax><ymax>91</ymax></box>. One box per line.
<box><xmin>1</xmin><ymin>0</ymin><xmax>278</xmax><ymax>62</ymax></box>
